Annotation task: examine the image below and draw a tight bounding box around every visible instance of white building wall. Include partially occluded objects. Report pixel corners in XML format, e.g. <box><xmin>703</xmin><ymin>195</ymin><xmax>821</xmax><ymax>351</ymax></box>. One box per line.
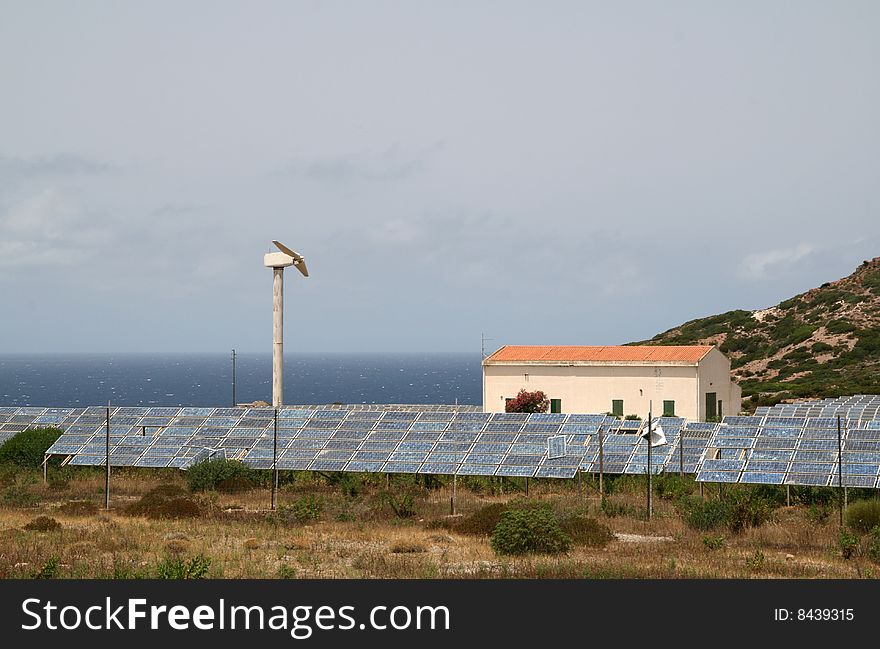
<box><xmin>696</xmin><ymin>348</ymin><xmax>743</xmax><ymax>419</ymax></box>
<box><xmin>483</xmin><ymin>363</ymin><xmax>702</xmax><ymax>420</ymax></box>
<box><xmin>482</xmin><ymin>349</ymin><xmax>742</xmax><ymax>421</ymax></box>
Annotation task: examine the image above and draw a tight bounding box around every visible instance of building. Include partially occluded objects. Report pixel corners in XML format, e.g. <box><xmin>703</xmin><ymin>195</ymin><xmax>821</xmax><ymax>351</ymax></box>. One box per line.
<box><xmin>482</xmin><ymin>345</ymin><xmax>741</xmax><ymax>421</ymax></box>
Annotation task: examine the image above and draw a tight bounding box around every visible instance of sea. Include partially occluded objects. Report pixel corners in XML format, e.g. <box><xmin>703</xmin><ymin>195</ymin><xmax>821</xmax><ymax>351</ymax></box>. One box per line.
<box><xmin>0</xmin><ymin>353</ymin><xmax>483</xmax><ymax>408</ymax></box>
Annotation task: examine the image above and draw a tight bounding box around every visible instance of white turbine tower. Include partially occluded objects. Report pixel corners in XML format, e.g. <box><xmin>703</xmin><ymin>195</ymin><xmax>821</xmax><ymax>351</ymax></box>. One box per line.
<box><xmin>263</xmin><ymin>240</ymin><xmax>309</xmax><ymax>407</ymax></box>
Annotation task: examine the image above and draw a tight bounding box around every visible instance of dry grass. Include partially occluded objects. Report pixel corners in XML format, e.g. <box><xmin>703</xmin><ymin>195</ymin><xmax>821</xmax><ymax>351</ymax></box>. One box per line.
<box><xmin>0</xmin><ymin>468</ymin><xmax>876</xmax><ymax>579</ymax></box>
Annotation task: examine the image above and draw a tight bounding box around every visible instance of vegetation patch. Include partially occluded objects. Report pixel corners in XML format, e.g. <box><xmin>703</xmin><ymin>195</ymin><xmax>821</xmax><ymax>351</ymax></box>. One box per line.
<box><xmin>490</xmin><ymin>503</ymin><xmax>571</xmax><ymax>556</ymax></box>
<box><xmin>390</xmin><ymin>541</ymin><xmax>426</xmax><ymax>554</ymax></box>
<box><xmin>557</xmin><ymin>513</ymin><xmax>613</xmax><ymax>548</ymax></box>
<box><xmin>0</xmin><ymin>428</ymin><xmax>62</xmax><ymax>468</ymax></box>
<box><xmin>24</xmin><ymin>515</ymin><xmax>62</xmax><ymax>532</ymax></box>
<box><xmin>126</xmin><ymin>484</ymin><xmax>201</xmax><ymax>519</ymax></box>
<box><xmin>155</xmin><ymin>554</ymin><xmax>212</xmax><ymax>579</ymax></box>
<box><xmin>186</xmin><ymin>459</ymin><xmax>258</xmax><ymax>492</ymax></box>
<box><xmin>844</xmin><ymin>499</ymin><xmax>880</xmax><ymax>534</ymax></box>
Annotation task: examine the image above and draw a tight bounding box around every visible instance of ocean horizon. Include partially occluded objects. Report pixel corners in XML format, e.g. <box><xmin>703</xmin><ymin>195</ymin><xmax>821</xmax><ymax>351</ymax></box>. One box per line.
<box><xmin>0</xmin><ymin>352</ymin><xmax>483</xmax><ymax>408</ymax></box>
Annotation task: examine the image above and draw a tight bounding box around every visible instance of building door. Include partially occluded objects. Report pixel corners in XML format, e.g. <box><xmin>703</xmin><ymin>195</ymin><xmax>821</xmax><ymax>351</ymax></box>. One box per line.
<box><xmin>550</xmin><ymin>399</ymin><xmax>561</xmax><ymax>414</ymax></box>
<box><xmin>706</xmin><ymin>392</ymin><xmax>717</xmax><ymax>420</ymax></box>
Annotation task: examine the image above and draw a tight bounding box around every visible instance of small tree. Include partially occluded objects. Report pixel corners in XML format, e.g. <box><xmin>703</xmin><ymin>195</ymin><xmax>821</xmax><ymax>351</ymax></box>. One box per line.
<box><xmin>505</xmin><ymin>389</ymin><xmax>550</xmax><ymax>413</ymax></box>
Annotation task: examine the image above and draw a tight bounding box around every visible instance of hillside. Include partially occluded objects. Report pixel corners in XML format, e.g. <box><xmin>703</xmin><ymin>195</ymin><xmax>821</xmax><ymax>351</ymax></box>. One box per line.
<box><xmin>636</xmin><ymin>257</ymin><xmax>880</xmax><ymax>409</ymax></box>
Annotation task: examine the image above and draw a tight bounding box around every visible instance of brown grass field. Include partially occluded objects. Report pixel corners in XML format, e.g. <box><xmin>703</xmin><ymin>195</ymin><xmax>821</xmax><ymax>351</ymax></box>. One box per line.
<box><xmin>0</xmin><ymin>467</ymin><xmax>877</xmax><ymax>579</ymax></box>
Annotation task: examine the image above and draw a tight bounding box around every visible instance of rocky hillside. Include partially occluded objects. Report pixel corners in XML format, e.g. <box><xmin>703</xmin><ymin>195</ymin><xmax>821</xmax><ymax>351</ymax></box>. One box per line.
<box><xmin>635</xmin><ymin>257</ymin><xmax>880</xmax><ymax>409</ymax></box>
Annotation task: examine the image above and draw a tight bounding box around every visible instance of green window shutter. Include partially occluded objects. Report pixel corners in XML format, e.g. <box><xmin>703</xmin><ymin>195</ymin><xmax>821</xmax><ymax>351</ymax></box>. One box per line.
<box><xmin>612</xmin><ymin>399</ymin><xmax>624</xmax><ymax>417</ymax></box>
<box><xmin>663</xmin><ymin>400</ymin><xmax>675</xmax><ymax>417</ymax></box>
<box><xmin>550</xmin><ymin>399</ymin><xmax>561</xmax><ymax>414</ymax></box>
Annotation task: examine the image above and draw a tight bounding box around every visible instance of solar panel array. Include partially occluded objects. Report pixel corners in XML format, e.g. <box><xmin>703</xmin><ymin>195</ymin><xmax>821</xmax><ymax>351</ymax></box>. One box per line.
<box><xmin>755</xmin><ymin>395</ymin><xmax>880</xmax><ymax>422</ymax></box>
<box><xmin>696</xmin><ymin>414</ymin><xmax>880</xmax><ymax>488</ymax></box>
<box><xmin>0</xmin><ymin>405</ymin><xmax>711</xmax><ymax>478</ymax></box>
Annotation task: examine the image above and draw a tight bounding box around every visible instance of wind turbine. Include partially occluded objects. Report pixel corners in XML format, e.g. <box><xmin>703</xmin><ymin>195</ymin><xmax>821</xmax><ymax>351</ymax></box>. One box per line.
<box><xmin>263</xmin><ymin>240</ymin><xmax>309</xmax><ymax>407</ymax></box>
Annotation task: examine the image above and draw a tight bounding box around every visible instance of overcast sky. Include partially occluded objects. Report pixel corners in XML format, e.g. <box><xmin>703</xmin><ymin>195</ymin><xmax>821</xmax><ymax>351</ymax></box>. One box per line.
<box><xmin>1</xmin><ymin>1</ymin><xmax>878</xmax><ymax>353</ymax></box>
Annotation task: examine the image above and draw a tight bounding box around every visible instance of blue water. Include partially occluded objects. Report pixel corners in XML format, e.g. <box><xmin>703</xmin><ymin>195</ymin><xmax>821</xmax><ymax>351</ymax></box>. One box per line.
<box><xmin>0</xmin><ymin>353</ymin><xmax>483</xmax><ymax>407</ymax></box>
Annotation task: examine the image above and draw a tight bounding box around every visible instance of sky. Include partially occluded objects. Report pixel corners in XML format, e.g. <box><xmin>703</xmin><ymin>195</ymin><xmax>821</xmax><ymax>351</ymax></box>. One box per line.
<box><xmin>1</xmin><ymin>1</ymin><xmax>878</xmax><ymax>353</ymax></box>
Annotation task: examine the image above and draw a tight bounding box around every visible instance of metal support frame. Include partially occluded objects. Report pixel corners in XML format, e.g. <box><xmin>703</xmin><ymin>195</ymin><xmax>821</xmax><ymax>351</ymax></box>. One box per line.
<box><xmin>104</xmin><ymin>403</ymin><xmax>111</xmax><ymax>510</ymax></box>
<box><xmin>272</xmin><ymin>408</ymin><xmax>279</xmax><ymax>511</ymax></box>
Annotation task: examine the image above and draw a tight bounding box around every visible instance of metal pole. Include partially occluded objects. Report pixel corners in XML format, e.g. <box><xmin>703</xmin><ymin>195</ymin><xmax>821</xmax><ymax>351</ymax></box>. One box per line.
<box><xmin>647</xmin><ymin>406</ymin><xmax>652</xmax><ymax>521</ymax></box>
<box><xmin>43</xmin><ymin>454</ymin><xmax>48</xmax><ymax>484</ymax></box>
<box><xmin>786</xmin><ymin>484</ymin><xmax>791</xmax><ymax>507</ymax></box>
<box><xmin>104</xmin><ymin>402</ymin><xmax>111</xmax><ymax>510</ymax></box>
<box><xmin>452</xmin><ymin>474</ymin><xmax>457</xmax><ymax>515</ymax></box>
<box><xmin>679</xmin><ymin>429</ymin><xmax>684</xmax><ymax>476</ymax></box>
<box><xmin>272</xmin><ymin>267</ymin><xmax>284</xmax><ymax>408</ymax></box>
<box><xmin>598</xmin><ymin>425</ymin><xmax>605</xmax><ymax>499</ymax></box>
<box><xmin>232</xmin><ymin>348</ymin><xmax>237</xmax><ymax>407</ymax></box>
<box><xmin>578</xmin><ymin>469</ymin><xmax>583</xmax><ymax>497</ymax></box>
<box><xmin>525</xmin><ymin>476</ymin><xmax>529</xmax><ymax>496</ymax></box>
<box><xmin>272</xmin><ymin>407</ymin><xmax>278</xmax><ymax>511</ymax></box>
<box><xmin>837</xmin><ymin>415</ymin><xmax>844</xmax><ymax>527</ymax></box>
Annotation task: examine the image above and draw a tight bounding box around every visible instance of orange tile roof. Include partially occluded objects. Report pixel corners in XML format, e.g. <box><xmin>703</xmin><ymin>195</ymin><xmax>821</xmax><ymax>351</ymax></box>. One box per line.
<box><xmin>484</xmin><ymin>345</ymin><xmax>714</xmax><ymax>364</ymax></box>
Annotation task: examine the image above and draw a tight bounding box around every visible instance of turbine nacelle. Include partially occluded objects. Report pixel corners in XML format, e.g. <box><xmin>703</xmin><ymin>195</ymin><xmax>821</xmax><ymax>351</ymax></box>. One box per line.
<box><xmin>263</xmin><ymin>240</ymin><xmax>309</xmax><ymax>277</ymax></box>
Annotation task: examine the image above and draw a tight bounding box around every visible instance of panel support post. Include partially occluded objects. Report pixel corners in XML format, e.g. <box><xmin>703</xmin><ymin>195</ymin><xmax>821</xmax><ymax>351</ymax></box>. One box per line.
<box><xmin>452</xmin><ymin>474</ymin><xmax>457</xmax><ymax>515</ymax></box>
<box><xmin>837</xmin><ymin>416</ymin><xmax>844</xmax><ymax>527</ymax></box>
<box><xmin>646</xmin><ymin>405</ymin><xmax>653</xmax><ymax>521</ymax></box>
<box><xmin>104</xmin><ymin>403</ymin><xmax>111</xmax><ymax>510</ymax></box>
<box><xmin>679</xmin><ymin>431</ymin><xmax>684</xmax><ymax>476</ymax></box>
<box><xmin>525</xmin><ymin>476</ymin><xmax>529</xmax><ymax>496</ymax></box>
<box><xmin>598</xmin><ymin>425</ymin><xmax>605</xmax><ymax>500</ymax></box>
<box><xmin>786</xmin><ymin>485</ymin><xmax>791</xmax><ymax>507</ymax></box>
<box><xmin>43</xmin><ymin>454</ymin><xmax>48</xmax><ymax>484</ymax></box>
<box><xmin>271</xmin><ymin>407</ymin><xmax>278</xmax><ymax>511</ymax></box>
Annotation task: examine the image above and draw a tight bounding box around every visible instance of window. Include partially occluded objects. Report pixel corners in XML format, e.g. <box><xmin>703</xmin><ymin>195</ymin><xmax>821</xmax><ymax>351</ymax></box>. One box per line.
<box><xmin>705</xmin><ymin>392</ymin><xmax>717</xmax><ymax>420</ymax></box>
<box><xmin>612</xmin><ymin>399</ymin><xmax>623</xmax><ymax>417</ymax></box>
<box><xmin>550</xmin><ymin>399</ymin><xmax>561</xmax><ymax>414</ymax></box>
<box><xmin>663</xmin><ymin>400</ymin><xmax>675</xmax><ymax>417</ymax></box>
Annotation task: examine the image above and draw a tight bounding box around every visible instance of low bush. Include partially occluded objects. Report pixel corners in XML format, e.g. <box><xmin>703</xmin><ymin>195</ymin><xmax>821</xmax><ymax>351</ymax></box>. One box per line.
<box><xmin>490</xmin><ymin>504</ymin><xmax>571</xmax><ymax>556</ymax></box>
<box><xmin>679</xmin><ymin>491</ymin><xmax>774</xmax><ymax>533</ymax></box>
<box><xmin>390</xmin><ymin>541</ymin><xmax>426</xmax><ymax>554</ymax></box>
<box><xmin>838</xmin><ymin>529</ymin><xmax>860</xmax><ymax>560</ymax></box>
<box><xmin>702</xmin><ymin>536</ymin><xmax>725</xmax><ymax>550</ymax></box>
<box><xmin>186</xmin><ymin>459</ymin><xmax>258</xmax><ymax>492</ymax></box>
<box><xmin>845</xmin><ymin>499</ymin><xmax>880</xmax><ymax>534</ymax></box>
<box><xmin>0</xmin><ymin>427</ymin><xmax>62</xmax><ymax>467</ymax></box>
<box><xmin>127</xmin><ymin>485</ymin><xmax>201</xmax><ymax>519</ymax></box>
<box><xmin>383</xmin><ymin>492</ymin><xmax>417</xmax><ymax>518</ymax></box>
<box><xmin>653</xmin><ymin>474</ymin><xmax>695</xmax><ymax>501</ymax></box>
<box><xmin>276</xmin><ymin>495</ymin><xmax>322</xmax><ymax>524</ymax></box>
<box><xmin>155</xmin><ymin>554</ymin><xmax>212</xmax><ymax>579</ymax></box>
<box><xmin>32</xmin><ymin>556</ymin><xmax>61</xmax><ymax>579</ymax></box>
<box><xmin>24</xmin><ymin>515</ymin><xmax>62</xmax><ymax>532</ymax></box>
<box><xmin>557</xmin><ymin>514</ymin><xmax>614</xmax><ymax>548</ymax></box>
<box><xmin>868</xmin><ymin>527</ymin><xmax>880</xmax><ymax>563</ymax></box>
<box><xmin>450</xmin><ymin>503</ymin><xmax>507</xmax><ymax>536</ymax></box>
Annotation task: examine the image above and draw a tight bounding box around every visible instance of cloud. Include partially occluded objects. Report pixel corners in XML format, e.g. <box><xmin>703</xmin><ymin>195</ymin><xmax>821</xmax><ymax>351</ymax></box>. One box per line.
<box><xmin>0</xmin><ymin>154</ymin><xmax>114</xmax><ymax>178</ymax></box>
<box><xmin>738</xmin><ymin>243</ymin><xmax>815</xmax><ymax>280</ymax></box>
<box><xmin>0</xmin><ymin>188</ymin><xmax>110</xmax><ymax>269</ymax></box>
<box><xmin>276</xmin><ymin>143</ymin><xmax>442</xmax><ymax>185</ymax></box>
